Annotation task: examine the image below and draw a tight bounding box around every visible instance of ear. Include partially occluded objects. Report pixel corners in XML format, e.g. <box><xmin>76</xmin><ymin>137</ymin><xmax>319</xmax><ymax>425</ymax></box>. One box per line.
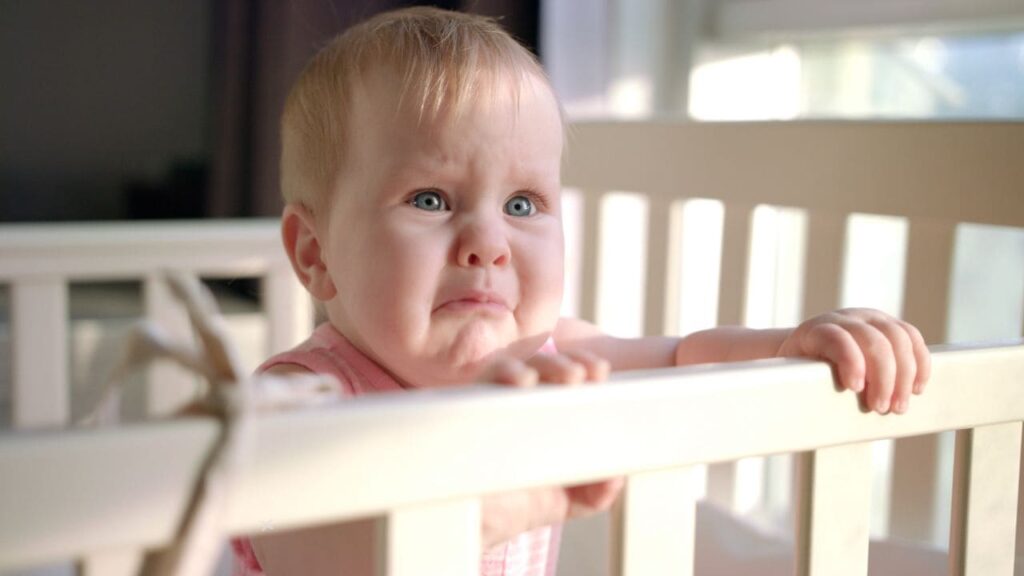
<box><xmin>281</xmin><ymin>203</ymin><xmax>337</xmax><ymax>301</ymax></box>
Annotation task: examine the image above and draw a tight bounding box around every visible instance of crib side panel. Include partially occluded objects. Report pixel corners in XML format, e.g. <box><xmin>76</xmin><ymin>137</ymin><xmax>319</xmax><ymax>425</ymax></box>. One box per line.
<box><xmin>562</xmin><ymin>122</ymin><xmax>1024</xmax><ymax>228</ymax></box>
<box><xmin>2</xmin><ymin>345</ymin><xmax>1023</xmax><ymax>571</ymax></box>
<box><xmin>79</xmin><ymin>550</ymin><xmax>144</xmax><ymax>576</ymax></box>
<box><xmin>0</xmin><ymin>220</ymin><xmax>311</xmax><ymax>571</ymax></box>
<box><xmin>1</xmin><ymin>220</ymin><xmax>311</xmax><ymax>422</ymax></box>
<box><xmin>796</xmin><ymin>442</ymin><xmax>873</xmax><ymax>576</ymax></box>
<box><xmin>11</xmin><ymin>278</ymin><xmax>69</xmax><ymax>429</ymax></box>
<box><xmin>563</xmin><ymin>121</ymin><xmax>1024</xmax><ymax>555</ymax></box>
<box><xmin>144</xmin><ymin>273</ymin><xmax>198</xmax><ymax>416</ymax></box>
<box><xmin>950</xmin><ymin>422</ymin><xmax>1023</xmax><ymax>576</ymax></box>
<box><xmin>613</xmin><ymin>466</ymin><xmax>700</xmax><ymax>576</ymax></box>
<box><xmin>888</xmin><ymin>218</ymin><xmax>958</xmax><ymax>543</ymax></box>
<box><xmin>381</xmin><ymin>499</ymin><xmax>481</xmax><ymax>576</ymax></box>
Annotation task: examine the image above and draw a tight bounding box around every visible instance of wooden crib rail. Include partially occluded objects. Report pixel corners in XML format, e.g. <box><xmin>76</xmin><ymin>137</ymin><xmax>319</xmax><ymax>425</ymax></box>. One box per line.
<box><xmin>2</xmin><ymin>343</ymin><xmax>1021</xmax><ymax>575</ymax></box>
<box><xmin>0</xmin><ymin>219</ymin><xmax>312</xmax><ymax>428</ymax></box>
<box><xmin>563</xmin><ymin>121</ymin><xmax>1024</xmax><ymax>228</ymax></box>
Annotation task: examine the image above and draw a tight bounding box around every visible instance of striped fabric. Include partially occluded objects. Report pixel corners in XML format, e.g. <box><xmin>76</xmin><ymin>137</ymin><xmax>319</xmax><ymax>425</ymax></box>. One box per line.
<box><xmin>232</xmin><ymin>323</ymin><xmax>561</xmax><ymax>576</ymax></box>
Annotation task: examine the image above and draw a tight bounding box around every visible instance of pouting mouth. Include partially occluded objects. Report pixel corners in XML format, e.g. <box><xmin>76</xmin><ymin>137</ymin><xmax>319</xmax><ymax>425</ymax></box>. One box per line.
<box><xmin>433</xmin><ymin>290</ymin><xmax>511</xmax><ymax>312</ymax></box>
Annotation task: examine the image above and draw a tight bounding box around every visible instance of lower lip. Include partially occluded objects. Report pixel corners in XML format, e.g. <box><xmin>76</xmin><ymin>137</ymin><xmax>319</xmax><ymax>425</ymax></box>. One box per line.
<box><xmin>437</xmin><ymin>300</ymin><xmax>509</xmax><ymax>314</ymax></box>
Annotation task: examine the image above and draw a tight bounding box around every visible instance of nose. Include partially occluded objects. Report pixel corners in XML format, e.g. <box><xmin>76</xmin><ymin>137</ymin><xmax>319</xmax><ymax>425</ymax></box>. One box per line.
<box><xmin>456</xmin><ymin>219</ymin><xmax>510</xmax><ymax>268</ymax></box>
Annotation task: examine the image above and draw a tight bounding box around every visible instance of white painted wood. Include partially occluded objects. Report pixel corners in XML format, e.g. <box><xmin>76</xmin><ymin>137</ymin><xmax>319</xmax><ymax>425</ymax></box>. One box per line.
<box><xmin>613</xmin><ymin>466</ymin><xmax>698</xmax><ymax>576</ymax></box>
<box><xmin>2</xmin><ymin>344</ymin><xmax>1022</xmax><ymax>568</ymax></box>
<box><xmin>902</xmin><ymin>218</ymin><xmax>955</xmax><ymax>345</ymax></box>
<box><xmin>379</xmin><ymin>499</ymin><xmax>480</xmax><ymax>576</ymax></box>
<box><xmin>578</xmin><ymin>189</ymin><xmax>604</xmax><ymax>324</ymax></box>
<box><xmin>889</xmin><ymin>218</ymin><xmax>956</xmax><ymax>544</ymax></box>
<box><xmin>705</xmin><ymin>463</ymin><xmax>739</xmax><ymax>511</ymax></box>
<box><xmin>801</xmin><ymin>210</ymin><xmax>846</xmax><ymax>318</ymax></box>
<box><xmin>706</xmin><ymin>201</ymin><xmax>755</xmax><ymax>513</ymax></box>
<box><xmin>0</xmin><ymin>421</ymin><xmax>217</xmax><ymax>571</ymax></box>
<box><xmin>145</xmin><ymin>274</ymin><xmax>199</xmax><ymax>416</ymax></box>
<box><xmin>562</xmin><ymin>122</ymin><xmax>1024</xmax><ymax>229</ymax></box>
<box><xmin>1018</xmin><ymin>427</ymin><xmax>1024</xmax><ymax>559</ymax></box>
<box><xmin>0</xmin><ymin>219</ymin><xmax>287</xmax><ymax>281</ymax></box>
<box><xmin>796</xmin><ymin>442</ymin><xmax>873</xmax><ymax>576</ymax></box>
<box><xmin>262</xmin><ymin>265</ymin><xmax>313</xmax><ymax>356</ymax></box>
<box><xmin>11</xmin><ymin>278</ymin><xmax>69</xmax><ymax>429</ymax></box>
<box><xmin>717</xmin><ymin>202</ymin><xmax>754</xmax><ymax>327</ymax></box>
<box><xmin>949</xmin><ymin>422</ymin><xmax>1023</xmax><ymax>576</ymax></box>
<box><xmin>79</xmin><ymin>548</ymin><xmax>144</xmax><ymax>576</ymax></box>
<box><xmin>642</xmin><ymin>195</ymin><xmax>679</xmax><ymax>336</ymax></box>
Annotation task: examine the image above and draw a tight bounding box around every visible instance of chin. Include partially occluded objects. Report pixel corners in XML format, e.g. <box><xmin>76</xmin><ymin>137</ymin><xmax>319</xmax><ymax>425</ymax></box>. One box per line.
<box><xmin>443</xmin><ymin>322</ymin><xmax>509</xmax><ymax>373</ymax></box>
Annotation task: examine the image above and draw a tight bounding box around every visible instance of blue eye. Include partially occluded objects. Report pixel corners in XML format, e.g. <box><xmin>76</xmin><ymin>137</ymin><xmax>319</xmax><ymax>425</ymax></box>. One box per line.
<box><xmin>410</xmin><ymin>190</ymin><xmax>448</xmax><ymax>211</ymax></box>
<box><xmin>504</xmin><ymin>195</ymin><xmax>534</xmax><ymax>217</ymax></box>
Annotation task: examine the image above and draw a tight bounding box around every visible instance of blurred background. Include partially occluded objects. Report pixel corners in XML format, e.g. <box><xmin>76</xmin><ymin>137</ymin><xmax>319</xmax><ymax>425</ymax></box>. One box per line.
<box><xmin>3</xmin><ymin>0</ymin><xmax>1022</xmax><ymax>223</ymax></box>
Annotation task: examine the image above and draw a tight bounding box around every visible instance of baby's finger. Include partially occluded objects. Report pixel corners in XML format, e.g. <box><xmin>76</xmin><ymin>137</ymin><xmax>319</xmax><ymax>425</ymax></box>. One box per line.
<box><xmin>845</xmin><ymin>322</ymin><xmax>897</xmax><ymax>414</ymax></box>
<box><xmin>527</xmin><ymin>353</ymin><xmax>587</xmax><ymax>384</ymax></box>
<box><xmin>869</xmin><ymin>318</ymin><xmax>916</xmax><ymax>414</ymax></box>
<box><xmin>900</xmin><ymin>320</ymin><xmax>931</xmax><ymax>394</ymax></box>
<box><xmin>802</xmin><ymin>323</ymin><xmax>866</xmax><ymax>393</ymax></box>
<box><xmin>566</xmin><ymin>477</ymin><xmax>624</xmax><ymax>518</ymax></box>
<box><xmin>480</xmin><ymin>357</ymin><xmax>538</xmax><ymax>388</ymax></box>
<box><xmin>561</xmin><ymin>349</ymin><xmax>611</xmax><ymax>382</ymax></box>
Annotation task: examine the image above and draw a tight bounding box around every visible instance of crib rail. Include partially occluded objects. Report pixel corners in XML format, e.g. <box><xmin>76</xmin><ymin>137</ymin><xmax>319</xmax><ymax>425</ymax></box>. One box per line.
<box><xmin>1</xmin><ymin>343</ymin><xmax>1022</xmax><ymax>575</ymax></box>
<box><xmin>563</xmin><ymin>121</ymin><xmax>1024</xmax><ymax>227</ymax></box>
<box><xmin>0</xmin><ymin>220</ymin><xmax>312</xmax><ymax>428</ymax></box>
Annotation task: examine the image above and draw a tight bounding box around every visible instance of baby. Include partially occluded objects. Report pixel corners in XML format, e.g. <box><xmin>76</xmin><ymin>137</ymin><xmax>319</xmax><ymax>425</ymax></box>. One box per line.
<box><xmin>233</xmin><ymin>6</ymin><xmax>930</xmax><ymax>576</ymax></box>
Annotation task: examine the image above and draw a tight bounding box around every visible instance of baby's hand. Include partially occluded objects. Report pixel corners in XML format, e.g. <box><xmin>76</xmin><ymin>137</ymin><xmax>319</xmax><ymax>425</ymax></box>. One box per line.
<box><xmin>478</xmin><ymin>349</ymin><xmax>611</xmax><ymax>387</ymax></box>
<box><xmin>777</xmin><ymin>308</ymin><xmax>931</xmax><ymax>414</ymax></box>
<box><xmin>477</xmin><ymin>350</ymin><xmax>622</xmax><ymax>547</ymax></box>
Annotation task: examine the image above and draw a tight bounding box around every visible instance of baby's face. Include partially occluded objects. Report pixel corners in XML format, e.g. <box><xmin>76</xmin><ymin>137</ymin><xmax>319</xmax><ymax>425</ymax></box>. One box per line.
<box><xmin>318</xmin><ymin>72</ymin><xmax>565</xmax><ymax>388</ymax></box>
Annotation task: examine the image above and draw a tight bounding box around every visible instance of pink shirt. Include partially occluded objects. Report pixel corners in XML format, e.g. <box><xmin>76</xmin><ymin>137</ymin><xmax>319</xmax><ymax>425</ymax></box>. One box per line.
<box><xmin>232</xmin><ymin>323</ymin><xmax>561</xmax><ymax>576</ymax></box>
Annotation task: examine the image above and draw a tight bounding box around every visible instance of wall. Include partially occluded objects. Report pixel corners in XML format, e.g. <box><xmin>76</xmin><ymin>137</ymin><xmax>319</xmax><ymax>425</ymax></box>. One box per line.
<box><xmin>0</xmin><ymin>0</ymin><xmax>210</xmax><ymax>221</ymax></box>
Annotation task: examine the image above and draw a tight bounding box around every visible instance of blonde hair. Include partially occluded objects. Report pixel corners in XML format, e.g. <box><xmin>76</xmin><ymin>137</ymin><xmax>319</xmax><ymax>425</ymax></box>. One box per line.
<box><xmin>280</xmin><ymin>6</ymin><xmax>555</xmax><ymax>215</ymax></box>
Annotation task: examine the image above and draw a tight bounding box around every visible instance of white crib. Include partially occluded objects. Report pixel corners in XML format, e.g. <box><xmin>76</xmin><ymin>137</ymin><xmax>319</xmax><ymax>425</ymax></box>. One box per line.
<box><xmin>1</xmin><ymin>120</ymin><xmax>1022</xmax><ymax>576</ymax></box>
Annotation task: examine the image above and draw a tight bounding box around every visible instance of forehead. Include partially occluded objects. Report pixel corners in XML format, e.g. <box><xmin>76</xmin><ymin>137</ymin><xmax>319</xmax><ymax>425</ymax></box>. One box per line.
<box><xmin>349</xmin><ymin>68</ymin><xmax>564</xmax><ymax>151</ymax></box>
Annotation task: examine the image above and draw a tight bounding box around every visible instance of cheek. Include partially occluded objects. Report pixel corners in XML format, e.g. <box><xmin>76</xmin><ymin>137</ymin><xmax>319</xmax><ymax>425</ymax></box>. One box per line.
<box><xmin>355</xmin><ymin>225</ymin><xmax>446</xmax><ymax>312</ymax></box>
<box><xmin>515</xmin><ymin>226</ymin><xmax>564</xmax><ymax>314</ymax></box>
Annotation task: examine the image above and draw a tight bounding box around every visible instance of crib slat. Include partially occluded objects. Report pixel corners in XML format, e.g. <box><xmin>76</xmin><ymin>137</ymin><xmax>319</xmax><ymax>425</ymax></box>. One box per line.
<box><xmin>262</xmin><ymin>265</ymin><xmax>312</xmax><ymax>356</ymax></box>
<box><xmin>949</xmin><ymin>422</ymin><xmax>1022</xmax><ymax>576</ymax></box>
<box><xmin>578</xmin><ymin>190</ymin><xmax>604</xmax><ymax>324</ymax></box>
<box><xmin>643</xmin><ymin>195</ymin><xmax>679</xmax><ymax>336</ymax></box>
<box><xmin>796</xmin><ymin>442</ymin><xmax>872</xmax><ymax>576</ymax></box>
<box><xmin>79</xmin><ymin>549</ymin><xmax>144</xmax><ymax>576</ymax></box>
<box><xmin>707</xmin><ymin>202</ymin><xmax>755</xmax><ymax>510</ymax></box>
<box><xmin>901</xmin><ymin>218</ymin><xmax>955</xmax><ymax>344</ymax></box>
<box><xmin>11</xmin><ymin>278</ymin><xmax>69</xmax><ymax>429</ymax></box>
<box><xmin>717</xmin><ymin>202</ymin><xmax>754</xmax><ymax>327</ymax></box>
<box><xmin>613</xmin><ymin>466</ymin><xmax>698</xmax><ymax>576</ymax></box>
<box><xmin>800</xmin><ymin>211</ymin><xmax>846</xmax><ymax>318</ymax></box>
<box><xmin>144</xmin><ymin>274</ymin><xmax>198</xmax><ymax>416</ymax></box>
<box><xmin>380</xmin><ymin>499</ymin><xmax>480</xmax><ymax>576</ymax></box>
<box><xmin>889</xmin><ymin>218</ymin><xmax>956</xmax><ymax>544</ymax></box>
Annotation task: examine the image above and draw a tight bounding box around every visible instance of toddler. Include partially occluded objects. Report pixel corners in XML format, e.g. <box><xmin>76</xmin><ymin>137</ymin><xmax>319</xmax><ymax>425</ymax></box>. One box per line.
<box><xmin>233</xmin><ymin>7</ymin><xmax>930</xmax><ymax>576</ymax></box>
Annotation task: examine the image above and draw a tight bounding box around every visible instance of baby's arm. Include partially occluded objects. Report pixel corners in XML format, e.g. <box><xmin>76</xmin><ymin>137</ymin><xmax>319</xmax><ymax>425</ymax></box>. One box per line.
<box><xmin>554</xmin><ymin>308</ymin><xmax>931</xmax><ymax>415</ymax></box>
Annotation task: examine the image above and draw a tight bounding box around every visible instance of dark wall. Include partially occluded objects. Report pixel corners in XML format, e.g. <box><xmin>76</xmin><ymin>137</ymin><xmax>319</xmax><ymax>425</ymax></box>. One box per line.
<box><xmin>0</xmin><ymin>0</ymin><xmax>211</xmax><ymax>221</ymax></box>
<box><xmin>0</xmin><ymin>0</ymin><xmax>540</xmax><ymax>223</ymax></box>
